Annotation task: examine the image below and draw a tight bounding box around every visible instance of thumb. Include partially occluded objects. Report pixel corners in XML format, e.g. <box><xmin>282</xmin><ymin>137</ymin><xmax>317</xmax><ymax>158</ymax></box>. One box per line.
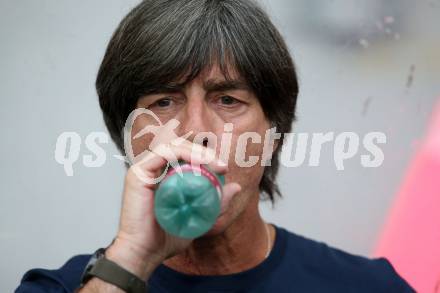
<box><xmin>220</xmin><ymin>182</ymin><xmax>241</xmax><ymax>213</ymax></box>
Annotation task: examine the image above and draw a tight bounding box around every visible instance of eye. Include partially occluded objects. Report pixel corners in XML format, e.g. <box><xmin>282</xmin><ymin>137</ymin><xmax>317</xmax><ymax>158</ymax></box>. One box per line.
<box><xmin>151</xmin><ymin>97</ymin><xmax>173</xmax><ymax>108</ymax></box>
<box><xmin>219</xmin><ymin>95</ymin><xmax>239</xmax><ymax>105</ymax></box>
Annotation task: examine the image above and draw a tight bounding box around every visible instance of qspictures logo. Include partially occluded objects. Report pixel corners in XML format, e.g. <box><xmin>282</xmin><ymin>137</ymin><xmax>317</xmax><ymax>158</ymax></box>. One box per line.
<box><xmin>54</xmin><ymin>108</ymin><xmax>386</xmax><ymax>179</ymax></box>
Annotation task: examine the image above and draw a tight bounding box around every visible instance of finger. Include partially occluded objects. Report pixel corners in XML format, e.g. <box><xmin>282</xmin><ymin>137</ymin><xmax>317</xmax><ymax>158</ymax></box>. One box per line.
<box><xmin>153</xmin><ymin>139</ymin><xmax>228</xmax><ymax>173</ymax></box>
<box><xmin>130</xmin><ymin>143</ymin><xmax>225</xmax><ymax>186</ymax></box>
<box><xmin>219</xmin><ymin>182</ymin><xmax>242</xmax><ymax>214</ymax></box>
<box><xmin>176</xmin><ymin>140</ymin><xmax>229</xmax><ymax>173</ymax></box>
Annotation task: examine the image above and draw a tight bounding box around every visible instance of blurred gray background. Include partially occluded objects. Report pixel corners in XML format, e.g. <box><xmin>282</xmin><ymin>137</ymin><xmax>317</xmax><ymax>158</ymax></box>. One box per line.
<box><xmin>1</xmin><ymin>0</ymin><xmax>439</xmax><ymax>291</ymax></box>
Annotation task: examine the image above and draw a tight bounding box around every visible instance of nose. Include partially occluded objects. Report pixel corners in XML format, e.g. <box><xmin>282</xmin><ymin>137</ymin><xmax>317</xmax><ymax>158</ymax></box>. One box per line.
<box><xmin>177</xmin><ymin>98</ymin><xmax>214</xmax><ymax>148</ymax></box>
<box><xmin>202</xmin><ymin>137</ymin><xmax>209</xmax><ymax>147</ymax></box>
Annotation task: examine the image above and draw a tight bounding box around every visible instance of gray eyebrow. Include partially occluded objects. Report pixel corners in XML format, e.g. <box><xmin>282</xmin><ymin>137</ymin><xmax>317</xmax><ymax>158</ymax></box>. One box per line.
<box><xmin>202</xmin><ymin>79</ymin><xmax>250</xmax><ymax>93</ymax></box>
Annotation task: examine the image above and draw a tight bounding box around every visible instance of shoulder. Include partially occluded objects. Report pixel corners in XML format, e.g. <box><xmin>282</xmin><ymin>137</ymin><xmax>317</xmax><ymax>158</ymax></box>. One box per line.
<box><xmin>15</xmin><ymin>254</ymin><xmax>92</xmax><ymax>293</ymax></box>
<box><xmin>277</xmin><ymin>226</ymin><xmax>415</xmax><ymax>292</ymax></box>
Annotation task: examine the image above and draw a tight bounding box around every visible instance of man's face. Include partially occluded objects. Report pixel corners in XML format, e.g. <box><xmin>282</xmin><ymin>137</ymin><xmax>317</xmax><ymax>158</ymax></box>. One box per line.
<box><xmin>132</xmin><ymin>63</ymin><xmax>273</xmax><ymax>235</ymax></box>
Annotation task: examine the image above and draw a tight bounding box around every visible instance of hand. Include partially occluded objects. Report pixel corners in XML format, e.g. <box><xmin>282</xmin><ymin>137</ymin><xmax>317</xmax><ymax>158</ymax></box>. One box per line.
<box><xmin>106</xmin><ymin>139</ymin><xmax>242</xmax><ymax>280</ymax></box>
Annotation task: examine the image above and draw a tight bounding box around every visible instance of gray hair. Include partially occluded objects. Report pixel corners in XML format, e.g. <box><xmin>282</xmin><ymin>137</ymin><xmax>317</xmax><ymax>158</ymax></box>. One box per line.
<box><xmin>96</xmin><ymin>0</ymin><xmax>299</xmax><ymax>203</ymax></box>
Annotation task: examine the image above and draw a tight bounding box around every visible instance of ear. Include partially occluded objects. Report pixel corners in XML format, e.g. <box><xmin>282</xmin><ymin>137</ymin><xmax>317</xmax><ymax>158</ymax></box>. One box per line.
<box><xmin>273</xmin><ymin>139</ymin><xmax>280</xmax><ymax>152</ymax></box>
<box><xmin>270</xmin><ymin>122</ymin><xmax>280</xmax><ymax>152</ymax></box>
<box><xmin>262</xmin><ymin>123</ymin><xmax>281</xmax><ymax>164</ymax></box>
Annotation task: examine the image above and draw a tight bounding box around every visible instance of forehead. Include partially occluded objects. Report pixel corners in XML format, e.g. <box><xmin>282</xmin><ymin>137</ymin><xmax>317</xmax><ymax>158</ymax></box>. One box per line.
<box><xmin>181</xmin><ymin>61</ymin><xmax>244</xmax><ymax>85</ymax></box>
<box><xmin>201</xmin><ymin>62</ymin><xmax>238</xmax><ymax>80</ymax></box>
<box><xmin>158</xmin><ymin>62</ymin><xmax>252</xmax><ymax>94</ymax></box>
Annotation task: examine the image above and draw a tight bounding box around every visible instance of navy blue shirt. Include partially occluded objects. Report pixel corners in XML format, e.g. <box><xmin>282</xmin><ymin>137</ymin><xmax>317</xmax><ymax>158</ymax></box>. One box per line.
<box><xmin>16</xmin><ymin>225</ymin><xmax>415</xmax><ymax>292</ymax></box>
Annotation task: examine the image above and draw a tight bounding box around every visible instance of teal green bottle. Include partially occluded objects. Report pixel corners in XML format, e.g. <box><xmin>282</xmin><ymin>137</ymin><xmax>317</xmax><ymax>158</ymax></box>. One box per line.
<box><xmin>154</xmin><ymin>160</ymin><xmax>225</xmax><ymax>239</ymax></box>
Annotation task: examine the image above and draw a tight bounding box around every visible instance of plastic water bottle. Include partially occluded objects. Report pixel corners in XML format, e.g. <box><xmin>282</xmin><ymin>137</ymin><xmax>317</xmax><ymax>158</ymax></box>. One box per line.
<box><xmin>154</xmin><ymin>160</ymin><xmax>225</xmax><ymax>239</ymax></box>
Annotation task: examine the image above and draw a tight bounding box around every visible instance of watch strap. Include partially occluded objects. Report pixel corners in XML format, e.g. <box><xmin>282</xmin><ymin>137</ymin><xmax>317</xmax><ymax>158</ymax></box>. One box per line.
<box><xmin>88</xmin><ymin>256</ymin><xmax>147</xmax><ymax>293</ymax></box>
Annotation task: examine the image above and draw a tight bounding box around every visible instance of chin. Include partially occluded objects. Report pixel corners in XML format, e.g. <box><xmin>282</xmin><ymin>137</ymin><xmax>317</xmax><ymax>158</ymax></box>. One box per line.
<box><xmin>200</xmin><ymin>213</ymin><xmax>230</xmax><ymax>238</ymax></box>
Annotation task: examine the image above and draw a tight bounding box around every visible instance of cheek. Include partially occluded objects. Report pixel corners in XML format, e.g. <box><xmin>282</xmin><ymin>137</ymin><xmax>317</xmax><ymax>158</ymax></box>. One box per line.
<box><xmin>219</xmin><ymin>108</ymin><xmax>270</xmax><ymax>187</ymax></box>
<box><xmin>130</xmin><ymin>117</ymin><xmax>155</xmax><ymax>157</ymax></box>
<box><xmin>223</xmin><ymin>131</ymin><xmax>267</xmax><ymax>192</ymax></box>
<box><xmin>131</xmin><ymin>134</ymin><xmax>153</xmax><ymax>157</ymax></box>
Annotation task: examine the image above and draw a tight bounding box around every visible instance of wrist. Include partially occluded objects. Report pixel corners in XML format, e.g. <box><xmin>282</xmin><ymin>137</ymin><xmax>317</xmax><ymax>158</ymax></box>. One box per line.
<box><xmin>105</xmin><ymin>237</ymin><xmax>162</xmax><ymax>280</ymax></box>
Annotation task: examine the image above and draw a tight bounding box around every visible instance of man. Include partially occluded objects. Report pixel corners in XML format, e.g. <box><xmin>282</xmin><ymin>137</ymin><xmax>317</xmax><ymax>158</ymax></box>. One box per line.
<box><xmin>16</xmin><ymin>0</ymin><xmax>415</xmax><ymax>292</ymax></box>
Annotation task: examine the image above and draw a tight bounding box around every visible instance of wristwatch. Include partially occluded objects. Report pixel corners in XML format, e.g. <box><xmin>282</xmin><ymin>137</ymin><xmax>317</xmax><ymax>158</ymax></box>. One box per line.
<box><xmin>79</xmin><ymin>247</ymin><xmax>147</xmax><ymax>293</ymax></box>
